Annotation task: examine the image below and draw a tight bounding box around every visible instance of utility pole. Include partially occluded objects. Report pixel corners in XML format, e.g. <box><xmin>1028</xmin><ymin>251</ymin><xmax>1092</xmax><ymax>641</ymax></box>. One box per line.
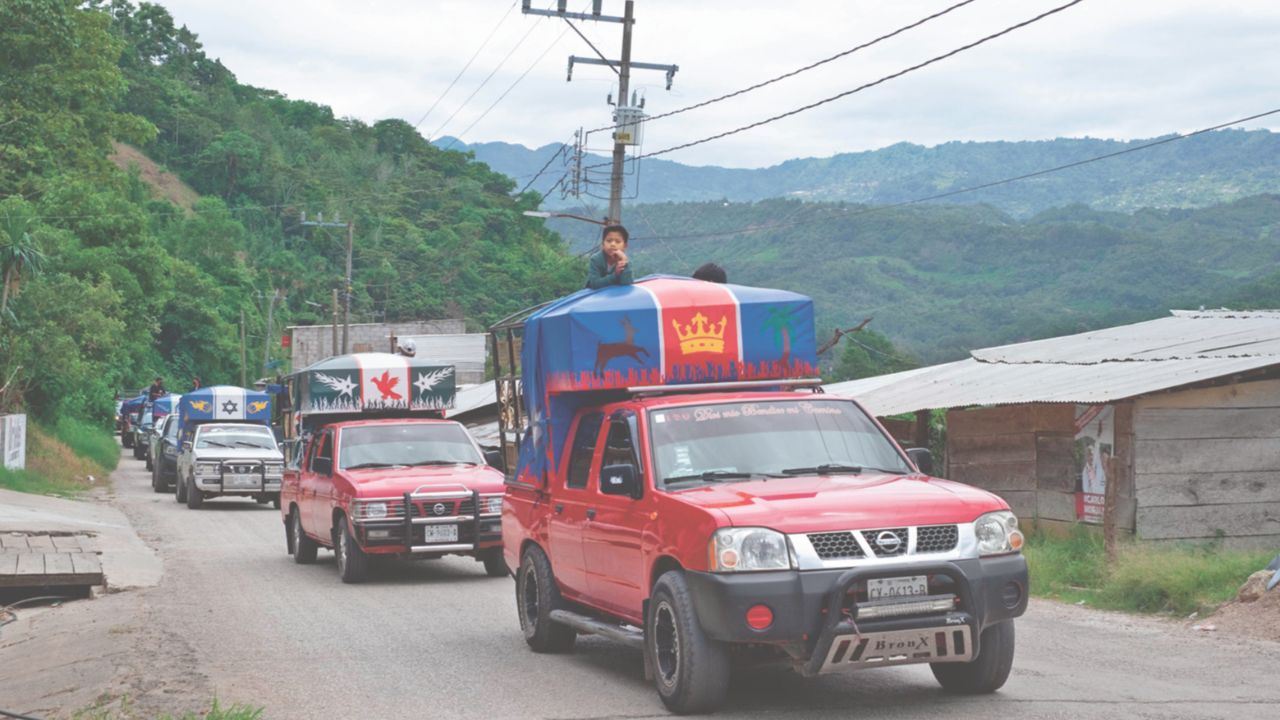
<box><xmin>301</xmin><ymin>211</ymin><xmax>354</xmax><ymax>353</ymax></box>
<box><xmin>331</xmin><ymin>288</ymin><xmax>340</xmax><ymax>357</ymax></box>
<box><xmin>261</xmin><ymin>288</ymin><xmax>280</xmax><ymax>373</ymax></box>
<box><xmin>523</xmin><ymin>0</ymin><xmax>677</xmax><ymax>225</ymax></box>
<box><xmin>239</xmin><ymin>308</ymin><xmax>247</xmax><ymax>387</ymax></box>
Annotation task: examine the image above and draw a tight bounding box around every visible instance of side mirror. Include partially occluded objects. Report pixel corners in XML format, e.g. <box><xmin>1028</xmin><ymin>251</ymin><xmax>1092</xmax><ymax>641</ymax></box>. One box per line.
<box><xmin>182</xmin><ymin>440</ymin><xmax>193</xmax><ymax>452</ymax></box>
<box><xmin>906</xmin><ymin>447</ymin><xmax>934</xmax><ymax>476</ymax></box>
<box><xmin>600</xmin><ymin>464</ymin><xmax>642</xmax><ymax>500</ymax></box>
<box><xmin>484</xmin><ymin>449</ymin><xmax>506</xmax><ymax>472</ymax></box>
<box><xmin>313</xmin><ymin>457</ymin><xmax>333</xmax><ymax>476</ymax></box>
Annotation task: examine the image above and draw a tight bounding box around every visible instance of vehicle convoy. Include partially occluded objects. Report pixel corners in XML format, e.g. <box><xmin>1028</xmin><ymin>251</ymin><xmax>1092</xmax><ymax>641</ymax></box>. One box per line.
<box><xmin>131</xmin><ymin>406</ymin><xmax>155</xmax><ymax>460</ymax></box>
<box><xmin>174</xmin><ymin>386</ymin><xmax>283</xmax><ymax>509</ymax></box>
<box><xmin>150</xmin><ymin>413</ymin><xmax>181</xmax><ymax>492</ymax></box>
<box><xmin>280</xmin><ymin>352</ymin><xmax>506</xmax><ymax>583</ymax></box>
<box><xmin>492</xmin><ymin>277</ymin><xmax>1029</xmax><ymax>714</ymax></box>
<box><xmin>144</xmin><ymin>394</ymin><xmax>181</xmax><ymax>471</ymax></box>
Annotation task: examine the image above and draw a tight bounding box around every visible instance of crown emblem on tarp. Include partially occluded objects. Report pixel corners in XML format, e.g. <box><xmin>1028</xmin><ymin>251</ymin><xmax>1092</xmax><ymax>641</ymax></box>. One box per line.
<box><xmin>673</xmin><ymin>312</ymin><xmax>727</xmax><ymax>355</ymax></box>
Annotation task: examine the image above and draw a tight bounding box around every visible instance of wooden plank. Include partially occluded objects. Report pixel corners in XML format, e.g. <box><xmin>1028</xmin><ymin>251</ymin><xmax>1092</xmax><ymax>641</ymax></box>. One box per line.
<box><xmin>950</xmin><ymin>433</ymin><xmax>1036</xmax><ymax>465</ymax></box>
<box><xmin>1135</xmin><ymin>471</ymin><xmax>1280</xmax><ymax>507</ymax></box>
<box><xmin>1137</xmin><ymin>378</ymin><xmax>1280</xmax><ymax>410</ymax></box>
<box><xmin>1135</xmin><ymin>438</ymin><xmax>1280</xmax><ymax>474</ymax></box>
<box><xmin>1032</xmin><ymin>404</ymin><xmax>1076</xmax><ymax>433</ymax></box>
<box><xmin>51</xmin><ymin>535</ymin><xmax>87</xmax><ymax>552</ymax></box>
<box><xmin>1036</xmin><ymin>491</ymin><xmax>1077</xmax><ymax>523</ymax></box>
<box><xmin>25</xmin><ymin>534</ymin><xmax>55</xmax><ymax>551</ymax></box>
<box><xmin>1113</xmin><ymin>402</ymin><xmax>1135</xmax><ymax>498</ymax></box>
<box><xmin>70</xmin><ymin>553</ymin><xmax>102</xmax><ymax>575</ymax></box>
<box><xmin>992</xmin><ymin>490</ymin><xmax>1035</xmax><ymax>518</ymax></box>
<box><xmin>1135</xmin><ymin>407</ymin><xmax>1280</xmax><ymax>441</ymax></box>
<box><xmin>1036</xmin><ymin>433</ymin><xmax>1075</xmax><ymax>492</ymax></box>
<box><xmin>947</xmin><ymin>406</ymin><xmax>1033</xmax><ymax>439</ymax></box>
<box><xmin>948</xmin><ymin>462</ymin><xmax>1037</xmax><ymax>491</ymax></box>
<box><xmin>43</xmin><ymin>553</ymin><xmax>74</xmax><ymax>575</ymax></box>
<box><xmin>1136</xmin><ymin>502</ymin><xmax>1280</xmax><ymax>540</ymax></box>
<box><xmin>879</xmin><ymin>418</ymin><xmax>914</xmax><ymax>444</ymax></box>
<box><xmin>0</xmin><ymin>534</ymin><xmax>29</xmax><ymax>551</ymax></box>
<box><xmin>1145</xmin><ymin>534</ymin><xmax>1280</xmax><ymax>551</ymax></box>
<box><xmin>0</xmin><ymin>554</ymin><xmax>17</xmax><ymax>575</ymax></box>
<box><xmin>15</xmin><ymin>553</ymin><xmax>44</xmax><ymax>575</ymax></box>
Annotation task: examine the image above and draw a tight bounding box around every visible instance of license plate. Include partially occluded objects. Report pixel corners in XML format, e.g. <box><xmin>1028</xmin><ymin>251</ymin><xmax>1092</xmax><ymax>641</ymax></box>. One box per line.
<box><xmin>225</xmin><ymin>475</ymin><xmax>260</xmax><ymax>487</ymax></box>
<box><xmin>867</xmin><ymin>575</ymin><xmax>927</xmax><ymax>600</ymax></box>
<box><xmin>422</xmin><ymin>525</ymin><xmax>458</xmax><ymax>543</ymax></box>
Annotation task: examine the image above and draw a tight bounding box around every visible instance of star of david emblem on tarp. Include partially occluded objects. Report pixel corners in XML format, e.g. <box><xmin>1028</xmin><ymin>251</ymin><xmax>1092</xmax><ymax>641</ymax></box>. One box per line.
<box><xmin>222</xmin><ymin>400</ymin><xmax>239</xmax><ymax>414</ymax></box>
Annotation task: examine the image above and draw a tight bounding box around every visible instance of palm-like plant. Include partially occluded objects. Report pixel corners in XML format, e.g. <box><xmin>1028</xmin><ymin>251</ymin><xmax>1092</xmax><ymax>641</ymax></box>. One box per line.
<box><xmin>0</xmin><ymin>200</ymin><xmax>46</xmax><ymax>319</ymax></box>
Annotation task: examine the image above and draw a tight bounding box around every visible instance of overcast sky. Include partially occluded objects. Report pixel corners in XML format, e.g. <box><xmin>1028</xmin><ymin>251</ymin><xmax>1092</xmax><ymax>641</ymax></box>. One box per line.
<box><xmin>156</xmin><ymin>0</ymin><xmax>1280</xmax><ymax>169</ymax></box>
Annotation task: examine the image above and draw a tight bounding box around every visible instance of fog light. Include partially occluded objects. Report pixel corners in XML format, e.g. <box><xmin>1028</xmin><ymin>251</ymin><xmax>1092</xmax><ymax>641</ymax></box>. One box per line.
<box><xmin>1002</xmin><ymin>581</ymin><xmax>1023</xmax><ymax>609</ymax></box>
<box><xmin>745</xmin><ymin>604</ymin><xmax>773</xmax><ymax>630</ymax></box>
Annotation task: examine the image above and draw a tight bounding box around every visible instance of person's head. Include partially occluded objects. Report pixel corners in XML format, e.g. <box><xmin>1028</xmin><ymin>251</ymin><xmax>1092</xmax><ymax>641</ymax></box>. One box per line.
<box><xmin>153</xmin><ymin>376</ymin><xmax>163</xmax><ymax>385</ymax></box>
<box><xmin>601</xmin><ymin>224</ymin><xmax>629</xmax><ymax>259</ymax></box>
<box><xmin>692</xmin><ymin>262</ymin><xmax>727</xmax><ymax>283</ymax></box>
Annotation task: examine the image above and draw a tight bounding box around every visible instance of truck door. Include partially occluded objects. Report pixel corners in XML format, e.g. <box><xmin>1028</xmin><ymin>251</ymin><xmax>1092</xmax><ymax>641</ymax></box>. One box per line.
<box><xmin>583</xmin><ymin>411</ymin><xmax>649</xmax><ymax>620</ymax></box>
<box><xmin>547</xmin><ymin>411</ymin><xmax>603</xmax><ymax>602</ymax></box>
<box><xmin>305</xmin><ymin>431</ymin><xmax>335</xmax><ymax>538</ymax></box>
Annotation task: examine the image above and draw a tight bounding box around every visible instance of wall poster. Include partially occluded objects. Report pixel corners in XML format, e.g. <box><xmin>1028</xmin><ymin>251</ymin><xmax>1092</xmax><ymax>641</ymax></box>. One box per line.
<box><xmin>1073</xmin><ymin>404</ymin><xmax>1113</xmax><ymax>524</ymax></box>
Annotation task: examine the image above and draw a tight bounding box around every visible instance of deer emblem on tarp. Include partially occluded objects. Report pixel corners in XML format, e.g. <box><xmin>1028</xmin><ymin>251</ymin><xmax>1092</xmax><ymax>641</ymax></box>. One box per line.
<box><xmin>595</xmin><ymin>315</ymin><xmax>650</xmax><ymax>376</ymax></box>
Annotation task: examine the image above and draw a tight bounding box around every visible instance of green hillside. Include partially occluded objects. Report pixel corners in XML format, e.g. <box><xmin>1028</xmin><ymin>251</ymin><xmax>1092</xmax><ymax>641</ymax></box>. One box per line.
<box><xmin>0</xmin><ymin>0</ymin><xmax>580</xmax><ymax>422</ymax></box>
<box><xmin>553</xmin><ymin>196</ymin><xmax>1280</xmax><ymax>363</ymax></box>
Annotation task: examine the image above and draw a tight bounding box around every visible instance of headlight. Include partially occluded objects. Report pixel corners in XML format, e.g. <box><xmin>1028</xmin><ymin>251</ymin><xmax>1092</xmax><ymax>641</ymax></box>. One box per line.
<box><xmin>264</xmin><ymin>463</ymin><xmax>284</xmax><ymax>477</ymax></box>
<box><xmin>481</xmin><ymin>495</ymin><xmax>503</xmax><ymax>515</ymax></box>
<box><xmin>195</xmin><ymin>463</ymin><xmax>221</xmax><ymax>477</ymax></box>
<box><xmin>709</xmin><ymin>528</ymin><xmax>794</xmax><ymax>572</ymax></box>
<box><xmin>974</xmin><ymin>511</ymin><xmax>1024</xmax><ymax>556</ymax></box>
<box><xmin>363</xmin><ymin>502</ymin><xmax>388</xmax><ymax>520</ymax></box>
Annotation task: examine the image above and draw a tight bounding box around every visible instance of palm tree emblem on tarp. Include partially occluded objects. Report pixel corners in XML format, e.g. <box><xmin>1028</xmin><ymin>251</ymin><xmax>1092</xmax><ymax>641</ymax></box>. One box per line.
<box><xmin>762</xmin><ymin>306</ymin><xmax>799</xmax><ymax>366</ymax></box>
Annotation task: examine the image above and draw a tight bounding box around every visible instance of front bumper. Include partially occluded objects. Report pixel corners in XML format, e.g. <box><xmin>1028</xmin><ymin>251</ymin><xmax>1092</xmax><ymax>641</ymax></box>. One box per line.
<box><xmin>683</xmin><ymin>554</ymin><xmax>1028</xmax><ymax>675</ymax></box>
<box><xmin>352</xmin><ymin>488</ymin><xmax>502</xmax><ymax>556</ymax></box>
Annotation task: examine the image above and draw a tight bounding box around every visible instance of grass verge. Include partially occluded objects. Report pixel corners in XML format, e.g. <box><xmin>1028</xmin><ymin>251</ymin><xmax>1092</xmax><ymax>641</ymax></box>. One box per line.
<box><xmin>73</xmin><ymin>696</ymin><xmax>263</xmax><ymax>719</ymax></box>
<box><xmin>1024</xmin><ymin>525</ymin><xmax>1273</xmax><ymax>615</ymax></box>
<box><xmin>50</xmin><ymin>417</ymin><xmax>120</xmax><ymax>472</ymax></box>
<box><xmin>0</xmin><ymin>421</ymin><xmax>113</xmax><ymax>497</ymax></box>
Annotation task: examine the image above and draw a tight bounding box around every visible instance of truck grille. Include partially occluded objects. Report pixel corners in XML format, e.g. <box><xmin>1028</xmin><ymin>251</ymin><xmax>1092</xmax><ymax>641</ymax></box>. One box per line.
<box><xmin>807</xmin><ymin>524</ymin><xmax>959</xmax><ymax>560</ymax></box>
<box><xmin>809</xmin><ymin>532</ymin><xmax>865</xmax><ymax>560</ymax></box>
<box><xmin>916</xmin><ymin>524</ymin><xmax>959</xmax><ymax>553</ymax></box>
<box><xmin>410</xmin><ymin>498</ymin><xmax>476</xmax><ymax>518</ymax></box>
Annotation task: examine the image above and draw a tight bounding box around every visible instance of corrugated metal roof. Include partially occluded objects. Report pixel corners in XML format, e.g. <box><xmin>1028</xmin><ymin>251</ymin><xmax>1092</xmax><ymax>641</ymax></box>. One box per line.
<box><xmin>825</xmin><ymin>310</ymin><xmax>1280</xmax><ymax>417</ymax></box>
<box><xmin>451</xmin><ymin>383</ymin><xmax>496</xmax><ymax>418</ymax></box>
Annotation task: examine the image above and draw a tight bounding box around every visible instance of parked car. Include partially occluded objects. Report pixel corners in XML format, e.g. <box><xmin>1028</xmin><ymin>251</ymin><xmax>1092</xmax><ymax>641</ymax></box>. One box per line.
<box><xmin>493</xmin><ymin>277</ymin><xmax>1029</xmax><ymax>714</ymax></box>
<box><xmin>280</xmin><ymin>352</ymin><xmax>505</xmax><ymax>583</ymax></box>
<box><xmin>132</xmin><ymin>407</ymin><xmax>155</xmax><ymax>461</ymax></box>
<box><xmin>174</xmin><ymin>386</ymin><xmax>282</xmax><ymax>509</ymax></box>
<box><xmin>119</xmin><ymin>394</ymin><xmax>146</xmax><ymax>448</ymax></box>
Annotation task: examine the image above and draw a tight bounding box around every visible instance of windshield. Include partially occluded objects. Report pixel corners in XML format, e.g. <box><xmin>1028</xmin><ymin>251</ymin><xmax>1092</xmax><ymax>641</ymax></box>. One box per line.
<box><xmin>196</xmin><ymin>424</ymin><xmax>277</xmax><ymax>450</ymax></box>
<box><xmin>338</xmin><ymin>423</ymin><xmax>481</xmax><ymax>470</ymax></box>
<box><xmin>648</xmin><ymin>399</ymin><xmax>911</xmax><ymax>486</ymax></box>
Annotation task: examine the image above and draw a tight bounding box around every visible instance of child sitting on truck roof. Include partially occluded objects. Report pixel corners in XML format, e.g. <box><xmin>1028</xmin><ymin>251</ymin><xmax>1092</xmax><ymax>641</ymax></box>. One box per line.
<box><xmin>586</xmin><ymin>224</ymin><xmax>633</xmax><ymax>289</ymax></box>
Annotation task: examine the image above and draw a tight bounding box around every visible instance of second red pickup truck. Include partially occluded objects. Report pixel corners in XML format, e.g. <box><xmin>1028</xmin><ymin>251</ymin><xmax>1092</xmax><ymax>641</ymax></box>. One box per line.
<box><xmin>280</xmin><ymin>353</ymin><xmax>505</xmax><ymax>583</ymax></box>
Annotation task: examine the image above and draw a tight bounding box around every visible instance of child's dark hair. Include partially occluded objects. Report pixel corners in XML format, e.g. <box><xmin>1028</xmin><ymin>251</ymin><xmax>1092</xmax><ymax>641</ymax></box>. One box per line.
<box><xmin>693</xmin><ymin>262</ymin><xmax>727</xmax><ymax>283</ymax></box>
<box><xmin>602</xmin><ymin>224</ymin><xmax>629</xmax><ymax>243</ymax></box>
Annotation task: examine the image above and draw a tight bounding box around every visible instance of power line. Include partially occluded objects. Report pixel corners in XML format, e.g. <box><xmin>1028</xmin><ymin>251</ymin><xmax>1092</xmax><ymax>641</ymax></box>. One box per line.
<box><xmin>631</xmin><ymin>0</ymin><xmax>1086</xmax><ymax>164</ymax></box>
<box><xmin>411</xmin><ymin>1</ymin><xmax>518</xmax><ymax>132</ymax></box>
<box><xmin>630</xmin><ymin>106</ymin><xmax>1280</xmax><ymax>242</ymax></box>
<box><xmin>429</xmin><ymin>4</ymin><xmax>550</xmax><ymax>143</ymax></box>
<box><xmin>444</xmin><ymin>20</ymin><xmax>576</xmax><ymax>150</ymax></box>
<box><xmin>584</xmin><ymin>0</ymin><xmax>981</xmax><ymax>137</ymax></box>
<box><xmin>517</xmin><ymin>144</ymin><xmax>570</xmax><ymax>194</ymax></box>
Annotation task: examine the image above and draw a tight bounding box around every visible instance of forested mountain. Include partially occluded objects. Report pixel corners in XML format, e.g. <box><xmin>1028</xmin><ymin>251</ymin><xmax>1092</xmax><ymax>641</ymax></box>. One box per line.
<box><xmin>447</xmin><ymin>129</ymin><xmax>1280</xmax><ymax>218</ymax></box>
<box><xmin>548</xmin><ymin>196</ymin><xmax>1280</xmax><ymax>363</ymax></box>
<box><xmin>0</xmin><ymin>0</ymin><xmax>579</xmax><ymax>422</ymax></box>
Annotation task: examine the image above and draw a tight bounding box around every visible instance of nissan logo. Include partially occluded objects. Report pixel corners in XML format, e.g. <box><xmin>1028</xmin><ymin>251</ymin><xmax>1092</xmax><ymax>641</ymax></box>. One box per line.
<box><xmin>875</xmin><ymin>531</ymin><xmax>903</xmax><ymax>553</ymax></box>
<box><xmin>432</xmin><ymin>503</ymin><xmax>448</xmax><ymax>516</ymax></box>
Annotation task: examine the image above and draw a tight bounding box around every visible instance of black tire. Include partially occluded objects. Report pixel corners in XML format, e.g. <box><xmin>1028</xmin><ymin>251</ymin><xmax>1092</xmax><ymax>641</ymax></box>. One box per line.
<box><xmin>256</xmin><ymin>494</ymin><xmax>271</xmax><ymax>505</ymax></box>
<box><xmin>335</xmin><ymin>518</ymin><xmax>368</xmax><ymax>583</ymax></box>
<box><xmin>132</xmin><ymin>442</ymin><xmax>143</xmax><ymax>460</ymax></box>
<box><xmin>648</xmin><ymin>571</ymin><xmax>730</xmax><ymax>714</ymax></box>
<box><xmin>516</xmin><ymin>546</ymin><xmax>575</xmax><ymax>653</ymax></box>
<box><xmin>175</xmin><ymin>472</ymin><xmax>188</xmax><ymax>503</ymax></box>
<box><xmin>145</xmin><ymin>455</ymin><xmax>153</xmax><ymax>471</ymax></box>
<box><xmin>185</xmin><ymin>476</ymin><xmax>204</xmax><ymax>509</ymax></box>
<box><xmin>931</xmin><ymin>620</ymin><xmax>1015</xmax><ymax>694</ymax></box>
<box><xmin>122</xmin><ymin>433</ymin><xmax>133</xmax><ymax>449</ymax></box>
<box><xmin>271</xmin><ymin>494</ymin><xmax>282</xmax><ymax>510</ymax></box>
<box><xmin>482</xmin><ymin>548</ymin><xmax>509</xmax><ymax>578</ymax></box>
<box><xmin>290</xmin><ymin>508</ymin><xmax>317</xmax><ymax>564</ymax></box>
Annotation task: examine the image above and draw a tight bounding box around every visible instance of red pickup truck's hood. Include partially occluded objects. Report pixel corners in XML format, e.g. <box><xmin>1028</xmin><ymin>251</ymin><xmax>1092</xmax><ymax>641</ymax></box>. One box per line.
<box><xmin>671</xmin><ymin>473</ymin><xmax>1007</xmax><ymax>533</ymax></box>
<box><xmin>343</xmin><ymin>464</ymin><xmax>505</xmax><ymax>498</ymax></box>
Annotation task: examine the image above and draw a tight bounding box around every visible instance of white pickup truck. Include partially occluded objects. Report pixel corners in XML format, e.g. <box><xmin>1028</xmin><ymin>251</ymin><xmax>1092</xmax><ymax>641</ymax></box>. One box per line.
<box><xmin>175</xmin><ymin>422</ymin><xmax>284</xmax><ymax>509</ymax></box>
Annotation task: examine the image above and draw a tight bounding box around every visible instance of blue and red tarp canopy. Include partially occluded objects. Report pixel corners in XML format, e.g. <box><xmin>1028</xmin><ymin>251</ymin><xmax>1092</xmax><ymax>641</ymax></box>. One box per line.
<box><xmin>151</xmin><ymin>394</ymin><xmax>182</xmax><ymax>419</ymax></box>
<box><xmin>516</xmin><ymin>276</ymin><xmax>817</xmax><ymax>484</ymax></box>
<box><xmin>178</xmin><ymin>385</ymin><xmax>271</xmax><ymax>435</ymax></box>
<box><xmin>121</xmin><ymin>394</ymin><xmax>147</xmax><ymax>413</ymax></box>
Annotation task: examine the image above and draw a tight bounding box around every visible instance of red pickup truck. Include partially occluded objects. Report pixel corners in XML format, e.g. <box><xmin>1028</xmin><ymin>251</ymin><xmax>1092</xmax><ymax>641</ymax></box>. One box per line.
<box><xmin>492</xmin><ymin>278</ymin><xmax>1028</xmax><ymax>713</ymax></box>
<box><xmin>280</xmin><ymin>353</ymin><xmax>506</xmax><ymax>583</ymax></box>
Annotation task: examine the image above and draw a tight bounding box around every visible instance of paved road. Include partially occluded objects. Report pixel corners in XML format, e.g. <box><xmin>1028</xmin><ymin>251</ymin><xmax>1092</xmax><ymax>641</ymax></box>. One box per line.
<box><xmin>104</xmin><ymin>453</ymin><xmax>1280</xmax><ymax>720</ymax></box>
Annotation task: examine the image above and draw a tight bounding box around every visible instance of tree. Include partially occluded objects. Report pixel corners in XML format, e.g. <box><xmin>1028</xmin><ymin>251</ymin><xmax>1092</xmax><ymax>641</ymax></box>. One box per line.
<box><xmin>0</xmin><ymin>198</ymin><xmax>46</xmax><ymax>319</ymax></box>
<box><xmin>828</xmin><ymin>328</ymin><xmax>917</xmax><ymax>382</ymax></box>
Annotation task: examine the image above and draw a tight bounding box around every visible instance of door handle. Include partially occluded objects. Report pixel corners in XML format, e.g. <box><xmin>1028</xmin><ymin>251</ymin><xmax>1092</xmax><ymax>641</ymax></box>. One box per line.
<box><xmin>586</xmin><ymin>508</ymin><xmax>596</xmax><ymax>520</ymax></box>
<box><xmin>554</xmin><ymin>503</ymin><xmax>564</xmax><ymax>514</ymax></box>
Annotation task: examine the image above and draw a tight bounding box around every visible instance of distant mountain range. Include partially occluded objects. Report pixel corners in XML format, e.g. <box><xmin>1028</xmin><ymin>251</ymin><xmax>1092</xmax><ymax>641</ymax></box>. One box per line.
<box><xmin>438</xmin><ymin>129</ymin><xmax>1280</xmax><ymax>218</ymax></box>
